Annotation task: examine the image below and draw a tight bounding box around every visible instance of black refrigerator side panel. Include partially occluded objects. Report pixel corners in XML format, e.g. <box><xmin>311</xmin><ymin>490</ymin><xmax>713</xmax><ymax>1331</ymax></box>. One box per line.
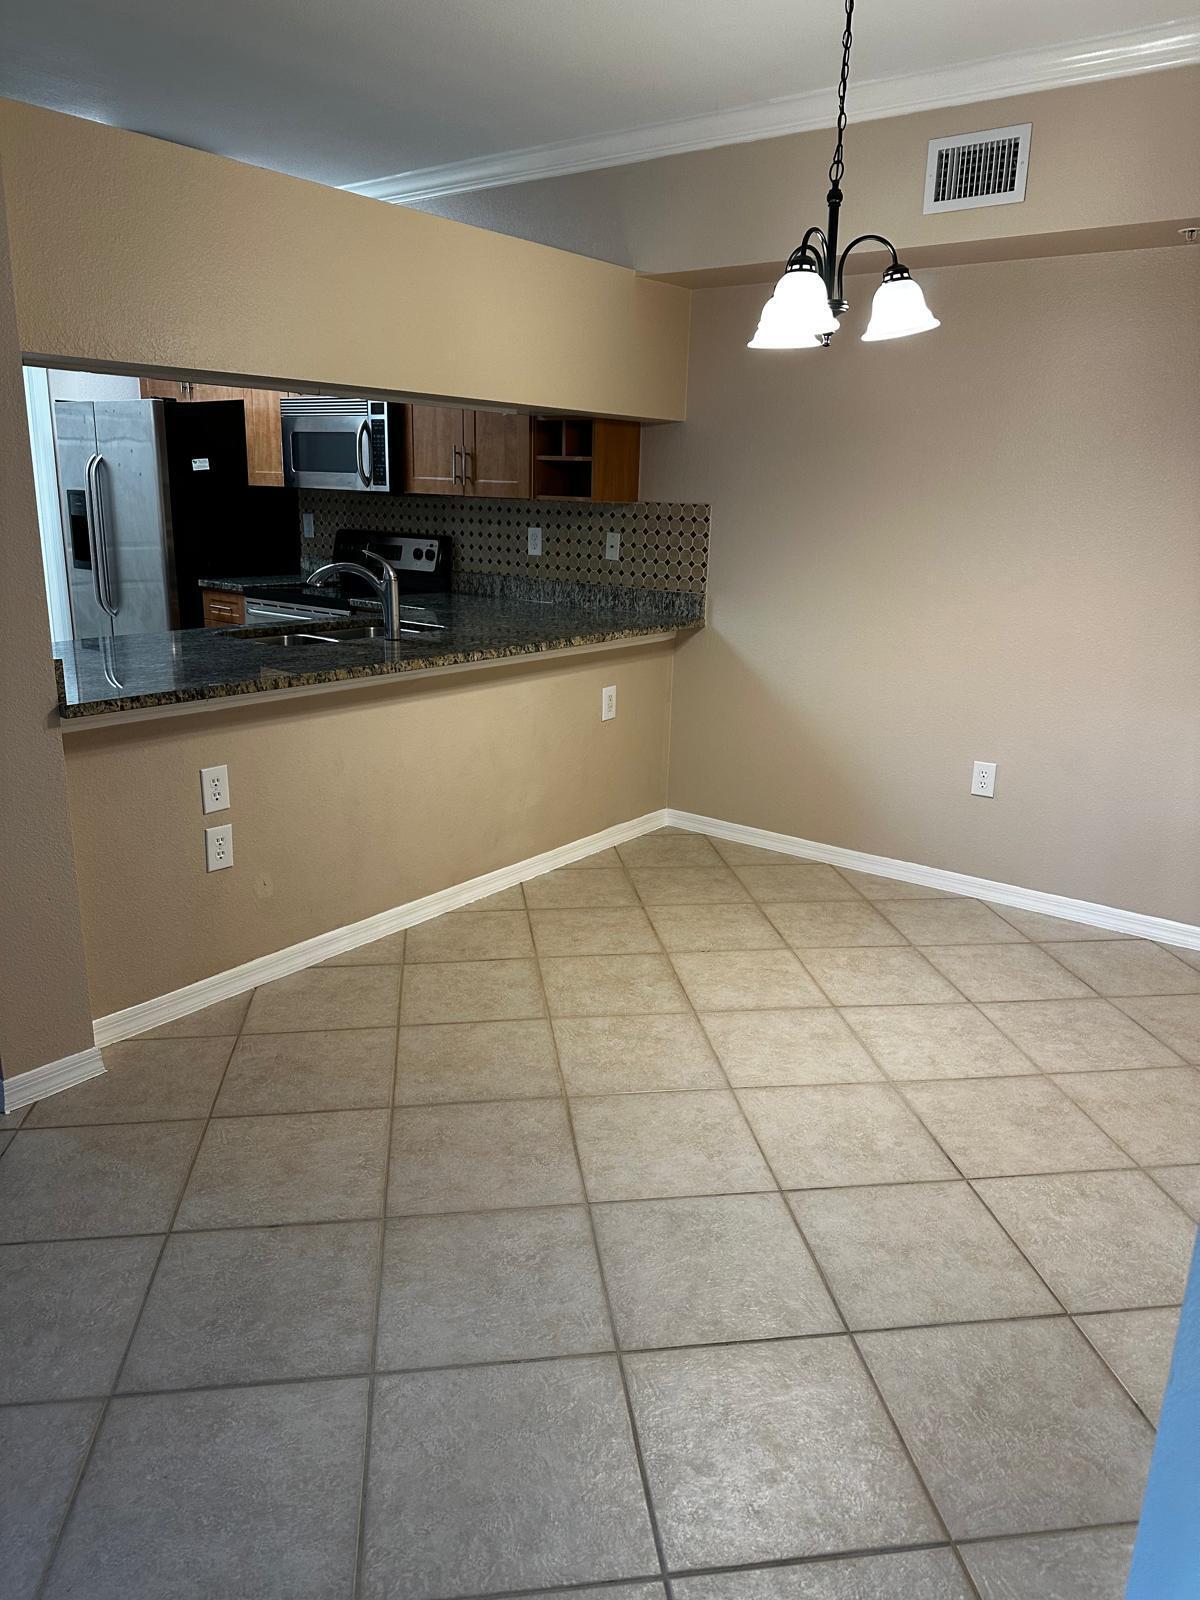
<box><xmin>161</xmin><ymin>401</ymin><xmax>249</xmax><ymax>628</ymax></box>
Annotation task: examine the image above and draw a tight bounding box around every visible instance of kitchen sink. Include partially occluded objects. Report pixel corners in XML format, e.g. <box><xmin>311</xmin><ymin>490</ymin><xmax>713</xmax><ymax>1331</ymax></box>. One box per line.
<box><xmin>241</xmin><ymin>621</ymin><xmax>444</xmax><ymax>647</ymax></box>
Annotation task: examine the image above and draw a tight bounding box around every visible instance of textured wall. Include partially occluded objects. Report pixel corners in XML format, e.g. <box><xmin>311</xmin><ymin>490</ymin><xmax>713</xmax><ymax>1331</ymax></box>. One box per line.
<box><xmin>0</xmin><ymin>166</ymin><xmax>95</xmax><ymax>1082</ymax></box>
<box><xmin>0</xmin><ymin>99</ymin><xmax>690</xmax><ymax>421</ymax></box>
<box><xmin>643</xmin><ymin>247</ymin><xmax>1200</xmax><ymax>923</ymax></box>
<box><xmin>63</xmin><ymin>644</ymin><xmax>675</xmax><ymax>1016</ymax></box>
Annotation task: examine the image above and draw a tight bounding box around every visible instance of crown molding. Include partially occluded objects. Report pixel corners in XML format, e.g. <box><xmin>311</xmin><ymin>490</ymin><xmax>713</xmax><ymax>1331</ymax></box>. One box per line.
<box><xmin>342</xmin><ymin>19</ymin><xmax>1200</xmax><ymax>204</ymax></box>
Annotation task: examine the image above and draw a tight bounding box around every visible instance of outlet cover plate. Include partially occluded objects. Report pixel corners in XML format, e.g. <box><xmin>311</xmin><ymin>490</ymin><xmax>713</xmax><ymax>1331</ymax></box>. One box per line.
<box><xmin>527</xmin><ymin>526</ymin><xmax>542</xmax><ymax>556</ymax></box>
<box><xmin>205</xmin><ymin>823</ymin><xmax>234</xmax><ymax>871</ymax></box>
<box><xmin>601</xmin><ymin>685</ymin><xmax>617</xmax><ymax>722</ymax></box>
<box><xmin>971</xmin><ymin>760</ymin><xmax>997</xmax><ymax>798</ymax></box>
<box><xmin>200</xmin><ymin>764</ymin><xmax>230</xmax><ymax>814</ymax></box>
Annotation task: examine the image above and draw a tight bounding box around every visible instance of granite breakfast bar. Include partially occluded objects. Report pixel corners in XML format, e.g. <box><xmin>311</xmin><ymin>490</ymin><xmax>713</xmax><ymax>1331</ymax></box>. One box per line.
<box><xmin>54</xmin><ymin>584</ymin><xmax>703</xmax><ymax>719</ymax></box>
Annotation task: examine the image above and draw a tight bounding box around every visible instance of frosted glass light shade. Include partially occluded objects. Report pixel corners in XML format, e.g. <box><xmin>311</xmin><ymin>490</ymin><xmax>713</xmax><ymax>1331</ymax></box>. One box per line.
<box><xmin>748</xmin><ymin>264</ymin><xmax>838</xmax><ymax>349</ymax></box>
<box><xmin>861</xmin><ymin>272</ymin><xmax>940</xmax><ymax>341</ymax></box>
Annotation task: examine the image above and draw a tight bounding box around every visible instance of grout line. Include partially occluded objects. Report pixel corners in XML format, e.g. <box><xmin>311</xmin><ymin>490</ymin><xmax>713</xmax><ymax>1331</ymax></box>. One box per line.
<box><xmin>348</xmin><ymin>978</ymin><xmax>403</xmax><ymax>1600</ymax></box>
<box><xmin>30</xmin><ymin>986</ymin><xmax>253</xmax><ymax>1600</ymax></box>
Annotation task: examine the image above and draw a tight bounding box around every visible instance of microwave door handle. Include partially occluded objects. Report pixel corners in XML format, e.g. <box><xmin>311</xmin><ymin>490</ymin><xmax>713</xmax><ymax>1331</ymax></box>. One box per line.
<box><xmin>92</xmin><ymin>454</ymin><xmax>118</xmax><ymax>616</ymax></box>
<box><xmin>356</xmin><ymin>420</ymin><xmax>372</xmax><ymax>486</ymax></box>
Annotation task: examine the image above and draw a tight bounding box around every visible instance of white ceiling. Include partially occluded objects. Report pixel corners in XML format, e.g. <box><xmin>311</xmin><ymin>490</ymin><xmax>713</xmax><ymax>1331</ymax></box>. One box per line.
<box><xmin>1</xmin><ymin>0</ymin><xmax>1196</xmax><ymax>197</ymax></box>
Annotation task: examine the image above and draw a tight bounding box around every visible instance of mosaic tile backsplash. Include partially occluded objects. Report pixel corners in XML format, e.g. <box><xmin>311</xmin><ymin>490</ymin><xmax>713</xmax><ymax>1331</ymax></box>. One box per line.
<box><xmin>298</xmin><ymin>491</ymin><xmax>710</xmax><ymax>596</ymax></box>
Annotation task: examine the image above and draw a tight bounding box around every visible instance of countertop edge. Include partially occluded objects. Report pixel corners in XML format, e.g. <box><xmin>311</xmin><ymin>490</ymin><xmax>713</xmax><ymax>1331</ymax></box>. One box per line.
<box><xmin>58</xmin><ymin>624</ymin><xmax>695</xmax><ymax>728</ymax></box>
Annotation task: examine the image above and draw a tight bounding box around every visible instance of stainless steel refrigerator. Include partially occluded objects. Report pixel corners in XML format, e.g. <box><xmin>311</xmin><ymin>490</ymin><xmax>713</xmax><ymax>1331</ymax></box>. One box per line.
<box><xmin>53</xmin><ymin>398</ymin><xmax>265</xmax><ymax>637</ymax></box>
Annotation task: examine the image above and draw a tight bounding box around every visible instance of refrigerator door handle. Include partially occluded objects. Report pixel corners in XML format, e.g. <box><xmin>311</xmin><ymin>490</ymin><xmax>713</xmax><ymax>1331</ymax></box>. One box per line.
<box><xmin>83</xmin><ymin>453</ymin><xmax>106</xmax><ymax>612</ymax></box>
<box><xmin>89</xmin><ymin>454</ymin><xmax>119</xmax><ymax>617</ymax></box>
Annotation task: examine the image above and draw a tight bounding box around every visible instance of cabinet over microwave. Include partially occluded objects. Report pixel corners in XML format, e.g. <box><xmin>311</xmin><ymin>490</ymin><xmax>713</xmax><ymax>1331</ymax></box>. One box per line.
<box><xmin>280</xmin><ymin>397</ymin><xmax>403</xmax><ymax>492</ymax></box>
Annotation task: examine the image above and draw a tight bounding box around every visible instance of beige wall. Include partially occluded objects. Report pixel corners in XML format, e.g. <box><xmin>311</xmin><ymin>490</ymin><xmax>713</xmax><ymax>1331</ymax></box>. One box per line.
<box><xmin>63</xmin><ymin>645</ymin><xmax>674</xmax><ymax>1016</ymax></box>
<box><xmin>0</xmin><ymin>99</ymin><xmax>690</xmax><ymax>421</ymax></box>
<box><xmin>0</xmin><ymin>166</ymin><xmax>95</xmax><ymax>1081</ymax></box>
<box><xmin>642</xmin><ymin>247</ymin><xmax>1200</xmax><ymax>924</ymax></box>
<box><xmin>422</xmin><ymin>69</ymin><xmax>1200</xmax><ymax>278</ymax></box>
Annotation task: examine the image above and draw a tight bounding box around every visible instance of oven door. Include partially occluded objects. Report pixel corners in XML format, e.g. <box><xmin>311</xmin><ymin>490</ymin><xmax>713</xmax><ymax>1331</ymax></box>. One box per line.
<box><xmin>281</xmin><ymin>406</ymin><xmax>378</xmax><ymax>491</ymax></box>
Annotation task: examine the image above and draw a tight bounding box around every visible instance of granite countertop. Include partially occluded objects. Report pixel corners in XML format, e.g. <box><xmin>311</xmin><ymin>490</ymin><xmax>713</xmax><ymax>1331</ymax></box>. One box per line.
<box><xmin>54</xmin><ymin>587</ymin><xmax>702</xmax><ymax>719</ymax></box>
<box><xmin>196</xmin><ymin>574</ymin><xmax>301</xmax><ymax>594</ymax></box>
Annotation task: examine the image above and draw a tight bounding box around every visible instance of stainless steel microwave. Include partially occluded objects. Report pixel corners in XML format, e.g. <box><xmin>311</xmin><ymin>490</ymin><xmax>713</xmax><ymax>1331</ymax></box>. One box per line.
<box><xmin>280</xmin><ymin>397</ymin><xmax>403</xmax><ymax>492</ymax></box>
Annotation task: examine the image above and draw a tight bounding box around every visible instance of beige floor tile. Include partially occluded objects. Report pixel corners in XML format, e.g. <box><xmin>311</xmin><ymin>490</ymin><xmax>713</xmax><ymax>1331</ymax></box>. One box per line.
<box><xmin>571</xmin><ymin>1091</ymin><xmax>774</xmax><ymax>1201</ymax></box>
<box><xmin>1114</xmin><ymin>995</ymin><xmax>1200</xmax><ymax>1062</ymax></box>
<box><xmin>672</xmin><ymin>1549</ymin><xmax>972</xmax><ymax>1599</ymax></box>
<box><xmin>671</xmin><ymin>950</ymin><xmax>826</xmax><ymax>1011</ymax></box>
<box><xmin>246</xmin><ymin>966</ymin><xmax>400</xmax><ymax>1033</ymax></box>
<box><xmin>617</xmin><ymin>833</ymin><xmax>723</xmax><ymax>868</ymax></box>
<box><xmin>540</xmin><ymin>954</ymin><xmax>687</xmax><ymax>1017</ymax></box>
<box><xmin>405</xmin><ymin>910</ymin><xmax>533</xmax><ymax>963</ymax></box>
<box><xmin>593</xmin><ymin>1193</ymin><xmax>840</xmax><ymax>1347</ymax></box>
<box><xmin>215</xmin><ymin>1030</ymin><xmax>396</xmax><ymax>1115</ymax></box>
<box><xmin>858</xmin><ymin>1319</ymin><xmax>1154</xmax><ymax>1538</ymax></box>
<box><xmin>387</xmin><ymin>1099</ymin><xmax>583</xmax><ymax>1214</ymax></box>
<box><xmin>710</xmin><ymin>838</ymin><xmax>813</xmax><ymax>866</ymax></box>
<box><xmin>763</xmin><ymin>901</ymin><xmax>907</xmax><ymax>948</ymax></box>
<box><xmin>647</xmin><ymin>903</ymin><xmax>784</xmax><ymax>952</ymax></box>
<box><xmin>739</xmin><ymin>1084</ymin><xmax>955</xmax><ymax>1188</ymax></box>
<box><xmin>567</xmin><ymin>847</ymin><xmax>622</xmax><ymax>869</ymax></box>
<box><xmin>523</xmin><ymin>867</ymin><xmax>637</xmax><ymax>909</ymax></box>
<box><xmin>554</xmin><ymin>1014</ymin><xmax>723</xmax><ymax>1094</ymax></box>
<box><xmin>1161</xmin><ymin>941</ymin><xmax>1200</xmax><ymax>971</ymax></box>
<box><xmin>1053</xmin><ymin>1067</ymin><xmax>1200</xmax><ymax>1165</ymax></box>
<box><xmin>626</xmin><ymin>1338</ymin><xmax>941</xmax><ymax>1569</ymax></box>
<box><xmin>790</xmin><ymin>1181</ymin><xmax>1056</xmax><ymax>1330</ymax></box>
<box><xmin>400</xmin><ymin>958</ymin><xmax>544</xmax><ymax>1025</ymax></box>
<box><xmin>797</xmin><ymin>948</ymin><xmax>961</xmax><ymax>1006</ymax></box>
<box><xmin>838</xmin><ymin>870</ymin><xmax>954</xmax><ymax>900</ymax></box>
<box><xmin>394</xmin><ymin>1020</ymin><xmax>560</xmax><ymax>1103</ymax></box>
<box><xmin>921</xmin><ymin>945</ymin><xmax>1090</xmax><ymax>1003</ymax></box>
<box><xmin>321</xmin><ymin>930</ymin><xmax>407</xmax><ymax>966</ymax></box>
<box><xmin>979</xmin><ymin>999</ymin><xmax>1181</xmax><ymax>1070</ymax></box>
<box><xmin>700</xmin><ymin>1009</ymin><xmax>880</xmax><ymax>1087</ymax></box>
<box><xmin>470</xmin><ymin>885</ymin><xmax>526</xmax><ymax>908</ymax></box>
<box><xmin>1046</xmin><ymin>940</ymin><xmax>1200</xmax><ymax>997</ymax></box>
<box><xmin>987</xmin><ymin>905</ymin><xmax>1131</xmax><ymax>942</ymax></box>
<box><xmin>1149</xmin><ymin>1163</ymin><xmax>1200</xmax><ymax>1220</ymax></box>
<box><xmin>732</xmin><ymin>864</ymin><xmax>863</xmax><ymax>902</ymax></box>
<box><xmin>1076</xmin><ymin>1307</ymin><xmax>1181</xmax><ymax>1424</ymax></box>
<box><xmin>975</xmin><ymin>1170</ymin><xmax>1194</xmax><ymax>1311</ymax></box>
<box><xmin>842</xmin><ymin>1004</ymin><xmax>1034</xmax><ymax>1080</ymax></box>
<box><xmin>136</xmin><ymin>992</ymin><xmax>251</xmax><ymax>1039</ymax></box>
<box><xmin>628</xmin><ymin>866</ymin><xmax>751</xmax><ymax>904</ymax></box>
<box><xmin>177</xmin><ymin>1110</ymin><xmax>390</xmax><ymax>1230</ymax></box>
<box><xmin>876</xmin><ymin>900</ymin><xmax>1026</xmax><ymax>945</ymax></box>
<box><xmin>901</xmin><ymin>1077</ymin><xmax>1133</xmax><ymax>1177</ymax></box>
<box><xmin>960</xmin><ymin>1525</ymin><xmax>1135</xmax><ymax>1600</ymax></box>
<box><xmin>28</xmin><ymin>1038</ymin><xmax>231</xmax><ymax>1127</ymax></box>
<box><xmin>530</xmin><ymin>908</ymin><xmax>659</xmax><ymax>957</ymax></box>
<box><xmin>376</xmin><ymin>1207</ymin><xmax>611</xmax><ymax>1368</ymax></box>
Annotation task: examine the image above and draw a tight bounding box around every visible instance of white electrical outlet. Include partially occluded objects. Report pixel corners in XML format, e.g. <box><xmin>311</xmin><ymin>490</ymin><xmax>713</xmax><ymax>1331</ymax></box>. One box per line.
<box><xmin>605</xmin><ymin>530</ymin><xmax>621</xmax><ymax>561</ymax></box>
<box><xmin>971</xmin><ymin>760</ymin><xmax>997</xmax><ymax>798</ymax></box>
<box><xmin>527</xmin><ymin>526</ymin><xmax>542</xmax><ymax>556</ymax></box>
<box><xmin>301</xmin><ymin>512</ymin><xmax>315</xmax><ymax>540</ymax></box>
<box><xmin>205</xmin><ymin>823</ymin><xmax>234</xmax><ymax>871</ymax></box>
<box><xmin>200</xmin><ymin>764</ymin><xmax>230</xmax><ymax>814</ymax></box>
<box><xmin>601</xmin><ymin>685</ymin><xmax>617</xmax><ymax>721</ymax></box>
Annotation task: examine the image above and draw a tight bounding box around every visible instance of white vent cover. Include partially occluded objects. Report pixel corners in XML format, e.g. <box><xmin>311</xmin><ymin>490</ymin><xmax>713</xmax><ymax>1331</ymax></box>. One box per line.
<box><xmin>924</xmin><ymin>123</ymin><xmax>1031</xmax><ymax>214</ymax></box>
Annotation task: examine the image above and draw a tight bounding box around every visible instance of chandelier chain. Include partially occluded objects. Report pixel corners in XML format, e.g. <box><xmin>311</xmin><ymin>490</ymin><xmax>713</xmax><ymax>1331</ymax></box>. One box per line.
<box><xmin>828</xmin><ymin>0</ymin><xmax>855</xmax><ymax>190</ymax></box>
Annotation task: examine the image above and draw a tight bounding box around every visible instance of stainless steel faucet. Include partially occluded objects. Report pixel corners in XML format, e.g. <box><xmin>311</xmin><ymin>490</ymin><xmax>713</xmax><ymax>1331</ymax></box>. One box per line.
<box><xmin>306</xmin><ymin>552</ymin><xmax>402</xmax><ymax>640</ymax></box>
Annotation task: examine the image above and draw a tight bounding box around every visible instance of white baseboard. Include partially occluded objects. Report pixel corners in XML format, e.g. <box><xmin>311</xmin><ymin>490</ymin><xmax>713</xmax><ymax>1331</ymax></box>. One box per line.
<box><xmin>93</xmin><ymin>808</ymin><xmax>669</xmax><ymax>1048</ymax></box>
<box><xmin>1</xmin><ymin>1045</ymin><xmax>106</xmax><ymax>1114</ymax></box>
<box><xmin>668</xmin><ymin>808</ymin><xmax>1200</xmax><ymax>951</ymax></box>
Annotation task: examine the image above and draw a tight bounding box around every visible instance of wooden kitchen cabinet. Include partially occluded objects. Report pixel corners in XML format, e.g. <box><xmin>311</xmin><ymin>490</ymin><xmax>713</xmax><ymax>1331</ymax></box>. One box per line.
<box><xmin>200</xmin><ymin>587</ymin><xmax>246</xmax><ymax>628</ymax></box>
<box><xmin>531</xmin><ymin>415</ymin><xmax>640</xmax><ymax>501</ymax></box>
<box><xmin>404</xmin><ymin>405</ymin><xmax>466</xmax><ymax>496</ymax></box>
<box><xmin>468</xmin><ymin>410</ymin><xmax>531</xmax><ymax>497</ymax></box>
<box><xmin>404</xmin><ymin>406</ymin><xmax>531</xmax><ymax>498</ymax></box>
<box><xmin>139</xmin><ymin>379</ymin><xmax>291</xmax><ymax>487</ymax></box>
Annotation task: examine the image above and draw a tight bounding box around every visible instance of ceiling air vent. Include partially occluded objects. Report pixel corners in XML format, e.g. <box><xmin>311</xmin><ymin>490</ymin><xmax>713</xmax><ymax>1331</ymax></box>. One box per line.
<box><xmin>923</xmin><ymin>123</ymin><xmax>1031</xmax><ymax>214</ymax></box>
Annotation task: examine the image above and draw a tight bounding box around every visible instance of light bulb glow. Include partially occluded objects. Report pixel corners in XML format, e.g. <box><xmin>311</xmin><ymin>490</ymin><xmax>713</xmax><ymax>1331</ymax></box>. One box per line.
<box><xmin>748</xmin><ymin>265</ymin><xmax>839</xmax><ymax>349</ymax></box>
<box><xmin>861</xmin><ymin>272</ymin><xmax>940</xmax><ymax>342</ymax></box>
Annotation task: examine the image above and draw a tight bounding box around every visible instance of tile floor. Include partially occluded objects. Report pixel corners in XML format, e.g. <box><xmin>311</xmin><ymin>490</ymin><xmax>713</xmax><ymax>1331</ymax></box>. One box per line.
<box><xmin>3</xmin><ymin>828</ymin><xmax>1197</xmax><ymax>1599</ymax></box>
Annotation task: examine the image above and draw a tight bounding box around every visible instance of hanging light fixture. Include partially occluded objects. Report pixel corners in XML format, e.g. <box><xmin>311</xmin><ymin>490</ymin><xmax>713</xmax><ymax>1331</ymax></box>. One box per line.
<box><xmin>748</xmin><ymin>0</ymin><xmax>939</xmax><ymax>350</ymax></box>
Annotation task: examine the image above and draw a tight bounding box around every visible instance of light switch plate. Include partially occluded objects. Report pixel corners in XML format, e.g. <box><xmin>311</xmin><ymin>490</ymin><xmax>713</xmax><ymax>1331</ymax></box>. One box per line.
<box><xmin>605</xmin><ymin>530</ymin><xmax>621</xmax><ymax>561</ymax></box>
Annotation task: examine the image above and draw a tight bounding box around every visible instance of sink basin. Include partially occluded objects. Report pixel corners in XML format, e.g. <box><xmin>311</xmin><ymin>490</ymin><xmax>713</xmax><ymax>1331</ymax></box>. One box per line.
<box><xmin>239</xmin><ymin>621</ymin><xmax>444</xmax><ymax>647</ymax></box>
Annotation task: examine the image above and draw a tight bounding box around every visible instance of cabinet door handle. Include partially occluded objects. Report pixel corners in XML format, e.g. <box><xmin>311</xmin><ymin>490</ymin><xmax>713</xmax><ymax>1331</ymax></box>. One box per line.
<box><xmin>449</xmin><ymin>446</ymin><xmax>458</xmax><ymax>483</ymax></box>
<box><xmin>461</xmin><ymin>448</ymin><xmax>473</xmax><ymax>484</ymax></box>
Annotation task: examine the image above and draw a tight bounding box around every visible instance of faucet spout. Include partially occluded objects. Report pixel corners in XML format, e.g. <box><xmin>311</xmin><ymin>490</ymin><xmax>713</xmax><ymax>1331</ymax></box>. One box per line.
<box><xmin>307</xmin><ymin>555</ymin><xmax>402</xmax><ymax>641</ymax></box>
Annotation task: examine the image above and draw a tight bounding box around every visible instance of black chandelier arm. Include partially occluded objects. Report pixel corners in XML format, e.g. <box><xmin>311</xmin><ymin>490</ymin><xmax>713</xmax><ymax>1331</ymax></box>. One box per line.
<box><xmin>834</xmin><ymin>232</ymin><xmax>900</xmax><ymax>299</ymax></box>
<box><xmin>785</xmin><ymin>226</ymin><xmax>828</xmax><ymax>275</ymax></box>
